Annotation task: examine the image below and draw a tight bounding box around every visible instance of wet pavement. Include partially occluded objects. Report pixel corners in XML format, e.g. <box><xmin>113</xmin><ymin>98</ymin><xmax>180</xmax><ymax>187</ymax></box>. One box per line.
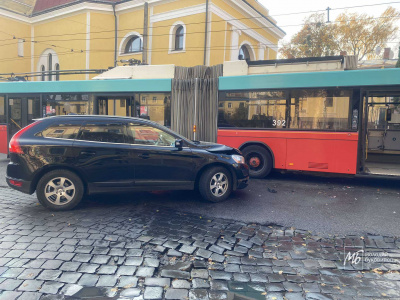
<box><xmin>2</xmin><ymin>153</ymin><xmax>400</xmax><ymax>237</ymax></box>
<box><xmin>0</xmin><ymin>187</ymin><xmax>399</xmax><ymax>299</ymax></box>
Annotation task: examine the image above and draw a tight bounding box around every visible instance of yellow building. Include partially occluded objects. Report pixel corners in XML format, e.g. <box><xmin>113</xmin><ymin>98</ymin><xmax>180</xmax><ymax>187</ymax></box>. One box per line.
<box><xmin>0</xmin><ymin>0</ymin><xmax>284</xmax><ymax>81</ymax></box>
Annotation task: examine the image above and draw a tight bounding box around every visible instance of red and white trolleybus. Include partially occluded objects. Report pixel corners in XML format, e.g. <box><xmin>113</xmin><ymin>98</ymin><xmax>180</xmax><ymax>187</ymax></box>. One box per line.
<box><xmin>217</xmin><ymin>68</ymin><xmax>400</xmax><ymax>178</ymax></box>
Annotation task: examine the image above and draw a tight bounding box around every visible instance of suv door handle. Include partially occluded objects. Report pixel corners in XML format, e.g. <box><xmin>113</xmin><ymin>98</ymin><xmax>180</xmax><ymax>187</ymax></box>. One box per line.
<box><xmin>138</xmin><ymin>153</ymin><xmax>150</xmax><ymax>159</ymax></box>
<box><xmin>80</xmin><ymin>151</ymin><xmax>96</xmax><ymax>156</ymax></box>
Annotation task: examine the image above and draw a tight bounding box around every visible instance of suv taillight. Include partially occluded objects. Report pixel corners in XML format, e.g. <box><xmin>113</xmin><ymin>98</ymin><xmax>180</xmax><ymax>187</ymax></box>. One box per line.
<box><xmin>9</xmin><ymin>121</ymin><xmax>42</xmax><ymax>154</ymax></box>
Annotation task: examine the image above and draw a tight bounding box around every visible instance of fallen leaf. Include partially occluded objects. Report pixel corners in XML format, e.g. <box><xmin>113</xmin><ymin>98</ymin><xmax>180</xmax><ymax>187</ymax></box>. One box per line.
<box><xmin>372</xmin><ymin>268</ymin><xmax>384</xmax><ymax>275</ymax></box>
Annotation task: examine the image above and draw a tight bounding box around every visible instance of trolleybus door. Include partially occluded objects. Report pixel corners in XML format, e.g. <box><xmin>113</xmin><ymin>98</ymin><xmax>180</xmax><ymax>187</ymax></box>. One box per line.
<box><xmin>362</xmin><ymin>90</ymin><xmax>400</xmax><ymax>176</ymax></box>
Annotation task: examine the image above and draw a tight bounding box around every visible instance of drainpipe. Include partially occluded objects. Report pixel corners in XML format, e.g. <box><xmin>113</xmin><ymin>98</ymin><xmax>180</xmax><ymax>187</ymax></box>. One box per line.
<box><xmin>113</xmin><ymin>4</ymin><xmax>117</xmax><ymax>67</ymax></box>
<box><xmin>203</xmin><ymin>0</ymin><xmax>209</xmax><ymax>66</ymax></box>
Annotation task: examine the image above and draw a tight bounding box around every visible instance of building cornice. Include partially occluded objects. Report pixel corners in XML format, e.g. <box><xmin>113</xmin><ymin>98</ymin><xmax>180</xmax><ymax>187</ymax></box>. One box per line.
<box><xmin>229</xmin><ymin>0</ymin><xmax>285</xmax><ymax>39</ymax></box>
<box><xmin>209</xmin><ymin>4</ymin><xmax>278</xmax><ymax>52</ymax></box>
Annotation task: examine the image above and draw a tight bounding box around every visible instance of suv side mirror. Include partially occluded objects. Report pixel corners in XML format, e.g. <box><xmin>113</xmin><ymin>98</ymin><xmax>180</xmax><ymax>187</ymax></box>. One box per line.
<box><xmin>175</xmin><ymin>139</ymin><xmax>183</xmax><ymax>149</ymax></box>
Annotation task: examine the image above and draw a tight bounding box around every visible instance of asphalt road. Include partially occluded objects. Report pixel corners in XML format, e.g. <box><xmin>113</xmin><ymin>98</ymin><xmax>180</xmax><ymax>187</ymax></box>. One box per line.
<box><xmin>1</xmin><ymin>153</ymin><xmax>399</xmax><ymax>237</ymax></box>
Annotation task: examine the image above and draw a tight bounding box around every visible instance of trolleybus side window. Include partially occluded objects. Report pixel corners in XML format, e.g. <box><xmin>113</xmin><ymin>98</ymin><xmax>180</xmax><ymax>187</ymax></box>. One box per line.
<box><xmin>218</xmin><ymin>88</ymin><xmax>352</xmax><ymax>131</ymax></box>
<box><xmin>289</xmin><ymin>89</ymin><xmax>351</xmax><ymax>131</ymax></box>
<box><xmin>218</xmin><ymin>91</ymin><xmax>287</xmax><ymax>129</ymax></box>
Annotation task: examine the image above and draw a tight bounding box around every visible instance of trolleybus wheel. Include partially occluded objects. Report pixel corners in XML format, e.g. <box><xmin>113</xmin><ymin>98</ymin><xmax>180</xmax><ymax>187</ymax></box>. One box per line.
<box><xmin>242</xmin><ymin>145</ymin><xmax>273</xmax><ymax>178</ymax></box>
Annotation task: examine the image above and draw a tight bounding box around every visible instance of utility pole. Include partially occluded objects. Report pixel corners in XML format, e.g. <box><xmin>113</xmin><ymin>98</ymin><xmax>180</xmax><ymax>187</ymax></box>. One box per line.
<box><xmin>143</xmin><ymin>2</ymin><xmax>149</xmax><ymax>64</ymax></box>
<box><xmin>113</xmin><ymin>4</ymin><xmax>117</xmax><ymax>67</ymax></box>
<box><xmin>396</xmin><ymin>46</ymin><xmax>400</xmax><ymax>68</ymax></box>
<box><xmin>326</xmin><ymin>7</ymin><xmax>331</xmax><ymax>23</ymax></box>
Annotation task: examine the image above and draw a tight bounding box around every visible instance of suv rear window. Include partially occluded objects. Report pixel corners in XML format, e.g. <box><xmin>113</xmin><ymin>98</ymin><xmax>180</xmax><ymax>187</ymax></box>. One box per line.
<box><xmin>77</xmin><ymin>122</ymin><xmax>126</xmax><ymax>143</ymax></box>
<box><xmin>40</xmin><ymin>123</ymin><xmax>81</xmax><ymax>139</ymax></box>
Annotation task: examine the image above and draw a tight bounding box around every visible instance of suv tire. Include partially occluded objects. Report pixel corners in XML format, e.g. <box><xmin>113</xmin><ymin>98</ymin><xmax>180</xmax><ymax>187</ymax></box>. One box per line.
<box><xmin>36</xmin><ymin>169</ymin><xmax>84</xmax><ymax>211</ymax></box>
<box><xmin>199</xmin><ymin>166</ymin><xmax>232</xmax><ymax>202</ymax></box>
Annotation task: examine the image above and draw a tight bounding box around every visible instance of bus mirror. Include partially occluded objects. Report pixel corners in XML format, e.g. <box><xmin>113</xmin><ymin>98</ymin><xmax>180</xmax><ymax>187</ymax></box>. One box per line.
<box><xmin>175</xmin><ymin>139</ymin><xmax>183</xmax><ymax>149</ymax></box>
<box><xmin>387</xmin><ymin>108</ymin><xmax>392</xmax><ymax>122</ymax></box>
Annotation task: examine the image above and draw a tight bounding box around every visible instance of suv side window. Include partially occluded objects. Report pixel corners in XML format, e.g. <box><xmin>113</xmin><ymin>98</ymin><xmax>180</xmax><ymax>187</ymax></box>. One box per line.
<box><xmin>77</xmin><ymin>122</ymin><xmax>126</xmax><ymax>144</ymax></box>
<box><xmin>127</xmin><ymin>123</ymin><xmax>176</xmax><ymax>147</ymax></box>
<box><xmin>39</xmin><ymin>122</ymin><xmax>82</xmax><ymax>139</ymax></box>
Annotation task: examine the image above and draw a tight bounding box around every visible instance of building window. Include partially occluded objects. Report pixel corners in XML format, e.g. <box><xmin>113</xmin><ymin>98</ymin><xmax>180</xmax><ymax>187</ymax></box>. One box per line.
<box><xmin>38</xmin><ymin>49</ymin><xmax>59</xmax><ymax>81</ymax></box>
<box><xmin>228</xmin><ymin>103</ymin><xmax>232</xmax><ymax>108</ymax></box>
<box><xmin>55</xmin><ymin>63</ymin><xmax>60</xmax><ymax>81</ymax></box>
<box><xmin>169</xmin><ymin>22</ymin><xmax>186</xmax><ymax>53</ymax></box>
<box><xmin>153</xmin><ymin>97</ymin><xmax>157</xmax><ymax>102</ymax></box>
<box><xmin>239</xmin><ymin>45</ymin><xmax>251</xmax><ymax>61</ymax></box>
<box><xmin>175</xmin><ymin>25</ymin><xmax>184</xmax><ymax>51</ymax></box>
<box><xmin>48</xmin><ymin>54</ymin><xmax>53</xmax><ymax>81</ymax></box>
<box><xmin>41</xmin><ymin>65</ymin><xmax>46</xmax><ymax>81</ymax></box>
<box><xmin>125</xmin><ymin>36</ymin><xmax>142</xmax><ymax>53</ymax></box>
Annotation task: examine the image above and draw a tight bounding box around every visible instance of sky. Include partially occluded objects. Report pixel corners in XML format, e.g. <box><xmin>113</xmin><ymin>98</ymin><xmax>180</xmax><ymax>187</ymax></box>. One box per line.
<box><xmin>258</xmin><ymin>0</ymin><xmax>400</xmax><ymax>57</ymax></box>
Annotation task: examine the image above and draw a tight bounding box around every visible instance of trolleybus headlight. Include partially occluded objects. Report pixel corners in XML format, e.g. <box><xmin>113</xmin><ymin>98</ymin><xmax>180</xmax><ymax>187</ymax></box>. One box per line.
<box><xmin>232</xmin><ymin>155</ymin><xmax>245</xmax><ymax>164</ymax></box>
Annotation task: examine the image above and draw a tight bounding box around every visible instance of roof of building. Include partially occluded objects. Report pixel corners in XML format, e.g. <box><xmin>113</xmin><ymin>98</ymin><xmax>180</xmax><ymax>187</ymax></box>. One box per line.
<box><xmin>1</xmin><ymin>0</ymin><xmax>281</xmax><ymax>34</ymax></box>
<box><xmin>0</xmin><ymin>0</ymin><xmax>120</xmax><ymax>16</ymax></box>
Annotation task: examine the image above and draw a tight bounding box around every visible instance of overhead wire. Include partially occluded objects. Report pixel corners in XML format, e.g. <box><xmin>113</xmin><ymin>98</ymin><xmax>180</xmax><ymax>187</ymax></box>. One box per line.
<box><xmin>0</xmin><ymin>14</ymin><xmax>399</xmax><ymax>52</ymax></box>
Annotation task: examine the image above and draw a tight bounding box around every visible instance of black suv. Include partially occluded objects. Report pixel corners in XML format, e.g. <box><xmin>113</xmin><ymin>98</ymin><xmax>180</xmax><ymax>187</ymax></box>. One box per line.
<box><xmin>6</xmin><ymin>116</ymin><xmax>249</xmax><ymax>210</ymax></box>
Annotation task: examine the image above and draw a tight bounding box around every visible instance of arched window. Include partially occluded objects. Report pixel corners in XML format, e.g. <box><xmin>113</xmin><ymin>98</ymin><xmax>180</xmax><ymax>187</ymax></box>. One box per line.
<box><xmin>48</xmin><ymin>53</ymin><xmax>52</xmax><ymax>81</ymax></box>
<box><xmin>238</xmin><ymin>45</ymin><xmax>251</xmax><ymax>61</ymax></box>
<box><xmin>125</xmin><ymin>36</ymin><xmax>142</xmax><ymax>53</ymax></box>
<box><xmin>37</xmin><ymin>49</ymin><xmax>59</xmax><ymax>81</ymax></box>
<box><xmin>175</xmin><ymin>25</ymin><xmax>184</xmax><ymax>51</ymax></box>
<box><xmin>55</xmin><ymin>63</ymin><xmax>60</xmax><ymax>81</ymax></box>
<box><xmin>41</xmin><ymin>65</ymin><xmax>45</xmax><ymax>81</ymax></box>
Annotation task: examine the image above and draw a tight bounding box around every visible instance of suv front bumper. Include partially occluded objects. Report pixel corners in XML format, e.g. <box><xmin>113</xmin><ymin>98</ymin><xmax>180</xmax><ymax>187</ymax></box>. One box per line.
<box><xmin>233</xmin><ymin>163</ymin><xmax>249</xmax><ymax>190</ymax></box>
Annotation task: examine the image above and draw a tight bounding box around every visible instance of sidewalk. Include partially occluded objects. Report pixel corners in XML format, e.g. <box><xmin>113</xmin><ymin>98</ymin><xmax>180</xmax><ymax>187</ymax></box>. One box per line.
<box><xmin>0</xmin><ymin>154</ymin><xmax>7</xmax><ymax>187</ymax></box>
<box><xmin>0</xmin><ymin>187</ymin><xmax>399</xmax><ymax>299</ymax></box>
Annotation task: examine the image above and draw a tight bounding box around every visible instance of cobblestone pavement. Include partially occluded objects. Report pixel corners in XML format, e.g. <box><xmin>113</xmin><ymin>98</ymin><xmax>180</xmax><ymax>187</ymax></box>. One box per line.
<box><xmin>0</xmin><ymin>187</ymin><xmax>399</xmax><ymax>300</ymax></box>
